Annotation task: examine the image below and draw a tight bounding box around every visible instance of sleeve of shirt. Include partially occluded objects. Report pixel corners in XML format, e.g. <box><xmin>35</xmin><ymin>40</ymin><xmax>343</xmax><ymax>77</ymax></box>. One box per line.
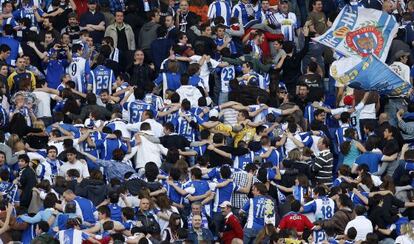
<box><xmin>95</xmin><ymin>159</ymin><xmax>108</xmax><ymax>167</ymax></box>
<box><xmin>330</xmin><ymin>107</ymin><xmax>347</xmax><ymax>116</ymax></box>
<box><xmin>184</xmin><ymin>185</ymin><xmax>195</xmax><ymax>195</ymax></box>
<box><xmin>304</xmin><ymin>215</ymin><xmax>314</xmax><ymax>229</ymax></box>
<box><xmin>241</xmin><ymin>199</ymin><xmax>250</xmax><ymax>213</ymax></box>
<box><xmin>154</xmin><ymin>73</ymin><xmax>163</xmax><ymax>86</ymax></box>
<box><xmin>82</xmin><ymin>163</ymin><xmax>90</xmax><ymax>178</ymax></box>
<box><xmin>210</xmin><ymin>58</ymin><xmax>220</xmax><ymax>69</ymax></box>
<box><xmin>81</xmin><ymin>232</ymin><xmax>90</xmax><ymax>240</ymax></box>
<box><xmin>302</xmin><ymin>200</ymin><xmax>316</xmax><ymax>213</ymax></box>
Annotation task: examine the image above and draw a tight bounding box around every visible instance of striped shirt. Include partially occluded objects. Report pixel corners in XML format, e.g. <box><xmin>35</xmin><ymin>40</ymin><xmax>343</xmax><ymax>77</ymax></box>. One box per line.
<box><xmin>314</xmin><ymin>150</ymin><xmax>334</xmax><ymax>186</ymax></box>
<box><xmin>208</xmin><ymin>0</ymin><xmax>232</xmax><ymax>26</ymax></box>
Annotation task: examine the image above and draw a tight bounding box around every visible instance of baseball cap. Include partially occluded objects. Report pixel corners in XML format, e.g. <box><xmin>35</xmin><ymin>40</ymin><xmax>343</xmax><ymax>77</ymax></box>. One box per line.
<box><xmin>88</xmin><ymin>0</ymin><xmax>97</xmax><ymax>4</ymax></box>
<box><xmin>343</xmin><ymin>95</ymin><xmax>354</xmax><ymax>106</ymax></box>
<box><xmin>219</xmin><ymin>201</ymin><xmax>232</xmax><ymax>208</ymax></box>
<box><xmin>209</xmin><ymin>109</ymin><xmax>219</xmax><ymax>118</ymax></box>
<box><xmin>394</xmin><ymin>50</ymin><xmax>410</xmax><ymax>60</ymax></box>
<box><xmin>280</xmin><ymin>0</ymin><xmax>289</xmax><ymax>3</ymax></box>
<box><xmin>68</xmin><ymin>12</ymin><xmax>77</xmax><ymax>19</ymax></box>
<box><xmin>279</xmin><ymin>82</ymin><xmax>287</xmax><ymax>91</ymax></box>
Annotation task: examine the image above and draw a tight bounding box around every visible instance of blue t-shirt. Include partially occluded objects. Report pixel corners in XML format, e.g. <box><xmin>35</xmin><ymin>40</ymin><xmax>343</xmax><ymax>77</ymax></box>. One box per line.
<box><xmin>355</xmin><ymin>152</ymin><xmax>383</xmax><ymax>173</ymax></box>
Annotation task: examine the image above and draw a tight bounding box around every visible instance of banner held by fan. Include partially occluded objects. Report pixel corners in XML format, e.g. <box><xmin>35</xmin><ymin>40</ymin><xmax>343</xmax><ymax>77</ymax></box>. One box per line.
<box><xmin>314</xmin><ymin>4</ymin><xmax>398</xmax><ymax>62</ymax></box>
<box><xmin>330</xmin><ymin>55</ymin><xmax>412</xmax><ymax>96</ymax></box>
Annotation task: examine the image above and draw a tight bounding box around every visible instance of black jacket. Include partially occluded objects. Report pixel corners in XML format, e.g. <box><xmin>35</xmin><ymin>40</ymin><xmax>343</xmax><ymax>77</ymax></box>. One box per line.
<box><xmin>135</xmin><ymin>211</ymin><xmax>161</xmax><ymax>235</ymax></box>
<box><xmin>126</xmin><ymin>63</ymin><xmax>155</xmax><ymax>89</ymax></box>
<box><xmin>75</xmin><ymin>179</ymin><xmax>108</xmax><ymax>206</ymax></box>
<box><xmin>19</xmin><ymin>166</ymin><xmax>37</xmax><ymax>207</ymax></box>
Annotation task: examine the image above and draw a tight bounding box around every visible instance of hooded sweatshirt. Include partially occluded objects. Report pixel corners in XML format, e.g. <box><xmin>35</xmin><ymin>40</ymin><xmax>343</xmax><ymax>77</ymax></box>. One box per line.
<box><xmin>138</xmin><ymin>21</ymin><xmax>160</xmax><ymax>50</ymax></box>
<box><xmin>176</xmin><ymin>85</ymin><xmax>203</xmax><ymax>107</ymax></box>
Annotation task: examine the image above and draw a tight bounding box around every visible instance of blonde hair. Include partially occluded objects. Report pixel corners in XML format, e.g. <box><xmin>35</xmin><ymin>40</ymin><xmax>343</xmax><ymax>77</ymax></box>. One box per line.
<box><xmin>400</xmin><ymin>223</ymin><xmax>414</xmax><ymax>240</ymax></box>
<box><xmin>288</xmin><ymin>148</ymin><xmax>301</xmax><ymax>161</ymax></box>
<box><xmin>33</xmin><ymin>120</ymin><xmax>45</xmax><ymax>131</ymax></box>
<box><xmin>7</xmin><ymin>134</ymin><xmax>20</xmax><ymax>149</ymax></box>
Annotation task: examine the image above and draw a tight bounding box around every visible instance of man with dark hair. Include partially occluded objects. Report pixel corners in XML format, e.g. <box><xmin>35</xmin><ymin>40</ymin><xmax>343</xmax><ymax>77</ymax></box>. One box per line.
<box><xmin>17</xmin><ymin>154</ymin><xmax>37</xmax><ymax>208</ymax></box>
<box><xmin>59</xmin><ymin>147</ymin><xmax>90</xmax><ymax>179</ymax></box>
<box><xmin>345</xmin><ymin>205</ymin><xmax>373</xmax><ymax>241</ymax></box>
<box><xmin>79</xmin><ymin>0</ymin><xmax>106</xmax><ymax>44</ymax></box>
<box><xmin>313</xmin><ymin>137</ymin><xmax>334</xmax><ymax>186</ymax></box>
<box><xmin>239</xmin><ymin>182</ymin><xmax>275</xmax><ymax>243</ymax></box>
<box><xmin>32</xmin><ymin>221</ymin><xmax>56</xmax><ymax>243</ymax></box>
<box><xmin>0</xmin><ymin>24</ymin><xmax>22</xmax><ymax>66</ymax></box>
<box><xmin>0</xmin><ymin>44</ymin><xmax>11</xmax><ymax>67</ymax></box>
<box><xmin>278</xmin><ymin>200</ymin><xmax>314</xmax><ymax>234</ymax></box>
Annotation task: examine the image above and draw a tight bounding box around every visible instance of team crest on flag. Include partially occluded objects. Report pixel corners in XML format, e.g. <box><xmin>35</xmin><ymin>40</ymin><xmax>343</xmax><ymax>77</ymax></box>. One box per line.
<box><xmin>314</xmin><ymin>5</ymin><xmax>398</xmax><ymax>61</ymax></box>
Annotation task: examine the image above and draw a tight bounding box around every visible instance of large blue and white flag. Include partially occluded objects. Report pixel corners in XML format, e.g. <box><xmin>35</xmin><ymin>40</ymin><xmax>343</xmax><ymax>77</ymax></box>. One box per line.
<box><xmin>330</xmin><ymin>55</ymin><xmax>412</xmax><ymax>96</ymax></box>
<box><xmin>314</xmin><ymin>4</ymin><xmax>398</xmax><ymax>61</ymax></box>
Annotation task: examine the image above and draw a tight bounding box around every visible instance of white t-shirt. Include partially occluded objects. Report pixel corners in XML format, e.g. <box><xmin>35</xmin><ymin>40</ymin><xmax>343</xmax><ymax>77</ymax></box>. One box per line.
<box><xmin>33</xmin><ymin>91</ymin><xmax>57</xmax><ymax>118</ymax></box>
<box><xmin>59</xmin><ymin>160</ymin><xmax>90</xmax><ymax>178</ymax></box>
<box><xmin>359</xmin><ymin>103</ymin><xmax>376</xmax><ymax>120</ymax></box>
<box><xmin>395</xmin><ymin>234</ymin><xmax>414</xmax><ymax>244</ymax></box>
<box><xmin>190</xmin><ymin>55</ymin><xmax>220</xmax><ymax>92</ymax></box>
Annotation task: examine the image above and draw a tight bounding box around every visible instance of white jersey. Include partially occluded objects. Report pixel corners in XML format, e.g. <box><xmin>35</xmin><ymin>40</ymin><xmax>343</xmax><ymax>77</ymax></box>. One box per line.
<box><xmin>67</xmin><ymin>56</ymin><xmax>90</xmax><ymax>93</ymax></box>
<box><xmin>304</xmin><ymin>197</ymin><xmax>335</xmax><ymax>220</ymax></box>
<box><xmin>274</xmin><ymin>12</ymin><xmax>297</xmax><ymax>42</ymax></box>
<box><xmin>220</xmin><ymin>66</ymin><xmax>235</xmax><ymax>93</ymax></box>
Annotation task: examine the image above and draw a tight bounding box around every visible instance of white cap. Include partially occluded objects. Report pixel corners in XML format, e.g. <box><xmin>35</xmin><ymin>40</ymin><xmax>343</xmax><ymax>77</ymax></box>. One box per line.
<box><xmin>209</xmin><ymin>109</ymin><xmax>219</xmax><ymax>118</ymax></box>
<box><xmin>219</xmin><ymin>201</ymin><xmax>232</xmax><ymax>208</ymax></box>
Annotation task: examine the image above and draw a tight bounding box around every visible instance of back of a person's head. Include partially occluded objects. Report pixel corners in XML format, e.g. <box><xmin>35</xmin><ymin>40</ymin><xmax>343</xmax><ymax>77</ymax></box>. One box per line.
<box><xmin>290</xmin><ymin>200</ymin><xmax>301</xmax><ymax>212</ymax></box>
<box><xmin>144</xmin><ymin>162</ymin><xmax>159</xmax><ymax>181</ymax></box>
<box><xmin>354</xmin><ymin>205</ymin><xmax>366</xmax><ymax>216</ymax></box>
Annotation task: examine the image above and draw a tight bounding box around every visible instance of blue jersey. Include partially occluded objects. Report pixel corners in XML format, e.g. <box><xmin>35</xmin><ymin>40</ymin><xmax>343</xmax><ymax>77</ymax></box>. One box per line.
<box><xmin>96</xmin><ymin>138</ymin><xmax>128</xmax><ymax>160</ymax></box>
<box><xmin>335</xmin><ymin>124</ymin><xmax>351</xmax><ymax>151</ymax></box>
<box><xmin>73</xmin><ymin>196</ymin><xmax>96</xmax><ymax>224</ymax></box>
<box><xmin>144</xmin><ymin>93</ymin><xmax>164</xmax><ymax>111</ymax></box>
<box><xmin>154</xmin><ymin>72</ymin><xmax>181</xmax><ymax>92</ymax></box>
<box><xmin>123</xmin><ymin>101</ymin><xmax>155</xmax><ymax>123</ymax></box>
<box><xmin>259</xmin><ymin>147</ymin><xmax>281</xmax><ymax>166</ymax></box>
<box><xmin>205</xmin><ymin>166</ymin><xmax>241</xmax><ymax>180</ymax></box>
<box><xmin>108</xmin><ymin>203</ymin><xmax>122</xmax><ymax>222</ymax></box>
<box><xmin>350</xmin><ymin>191</ymin><xmax>369</xmax><ymax>206</ymax></box>
<box><xmin>13</xmin><ymin>6</ymin><xmax>43</xmax><ymax>28</ymax></box>
<box><xmin>313</xmin><ymin>230</ymin><xmax>327</xmax><ymax>244</ymax></box>
<box><xmin>82</xmin><ymin>131</ymin><xmax>106</xmax><ymax>158</ymax></box>
<box><xmin>89</xmin><ymin>65</ymin><xmax>115</xmax><ymax>95</ymax></box>
<box><xmin>192</xmin><ymin>144</ymin><xmax>207</xmax><ymax>157</ymax></box>
<box><xmin>213</xmin><ymin>179</ymin><xmax>239</xmax><ymax>212</ymax></box>
<box><xmin>215</xmin><ymin>38</ymin><xmax>237</xmax><ymax>56</ymax></box>
<box><xmin>0</xmin><ymin>181</ymin><xmax>19</xmax><ymax>204</ymax></box>
<box><xmin>189</xmin><ymin>75</ymin><xmax>204</xmax><ymax>87</ymax></box>
<box><xmin>45</xmin><ymin>59</ymin><xmax>69</xmax><ymax>89</ymax></box>
<box><xmin>161</xmin><ymin>107</ymin><xmax>179</xmax><ymax>128</ymax></box>
<box><xmin>56</xmin><ymin>228</ymin><xmax>90</xmax><ymax>243</ymax></box>
<box><xmin>242</xmin><ymin>195</ymin><xmax>275</xmax><ymax>230</ymax></box>
<box><xmin>163</xmin><ymin>180</ymin><xmax>184</xmax><ymax>204</ymax></box>
<box><xmin>0</xmin><ymin>36</ymin><xmax>20</xmax><ymax>66</ymax></box>
<box><xmin>208</xmin><ymin>0</ymin><xmax>232</xmax><ymax>25</ymax></box>
<box><xmin>184</xmin><ymin>180</ymin><xmax>210</xmax><ymax>199</ymax></box>
<box><xmin>233</xmin><ymin>151</ymin><xmax>254</xmax><ymax>170</ymax></box>
<box><xmin>177</xmin><ymin>111</ymin><xmax>197</xmax><ymax>141</ymax></box>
